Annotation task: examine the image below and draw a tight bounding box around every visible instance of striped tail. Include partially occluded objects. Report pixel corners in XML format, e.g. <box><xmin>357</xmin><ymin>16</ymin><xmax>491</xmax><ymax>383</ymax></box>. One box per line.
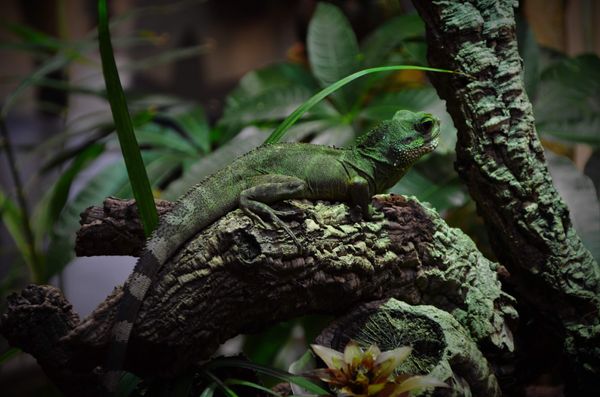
<box><xmin>104</xmin><ymin>249</ymin><xmax>161</xmax><ymax>392</ymax></box>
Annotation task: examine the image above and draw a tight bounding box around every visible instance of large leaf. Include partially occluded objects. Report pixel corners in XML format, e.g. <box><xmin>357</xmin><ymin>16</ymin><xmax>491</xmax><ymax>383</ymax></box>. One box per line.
<box><xmin>32</xmin><ymin>143</ymin><xmax>105</xmax><ymax>246</ymax></box>
<box><xmin>221</xmin><ymin>85</ymin><xmax>337</xmax><ymax>130</ymax></box>
<box><xmin>0</xmin><ymin>190</ymin><xmax>34</xmax><ymax>271</ymax></box>
<box><xmin>538</xmin><ymin>117</ymin><xmax>600</xmax><ymax>147</ymax></box>
<box><xmin>44</xmin><ymin>160</ymin><xmax>130</xmax><ymax>279</ymax></box>
<box><xmin>534</xmin><ymin>54</ymin><xmax>600</xmax><ymax>145</ymax></box>
<box><xmin>546</xmin><ymin>152</ymin><xmax>600</xmax><ymax>262</ymax></box>
<box><xmin>361</xmin><ymin>14</ymin><xmax>425</xmax><ymax>68</ymax></box>
<box><xmin>98</xmin><ymin>0</ymin><xmax>158</xmax><ymax>236</ymax></box>
<box><xmin>307</xmin><ymin>2</ymin><xmax>360</xmax><ymax>112</ymax></box>
<box><xmin>227</xmin><ymin>63</ymin><xmax>319</xmax><ymax>103</ymax></box>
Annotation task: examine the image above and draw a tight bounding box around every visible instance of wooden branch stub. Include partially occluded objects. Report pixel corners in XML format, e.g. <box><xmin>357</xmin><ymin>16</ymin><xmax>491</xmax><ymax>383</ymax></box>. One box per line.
<box><xmin>75</xmin><ymin>197</ymin><xmax>175</xmax><ymax>257</ymax></box>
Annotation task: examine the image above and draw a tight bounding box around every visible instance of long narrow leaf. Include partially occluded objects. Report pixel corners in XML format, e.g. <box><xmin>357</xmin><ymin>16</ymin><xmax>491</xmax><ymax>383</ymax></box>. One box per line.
<box><xmin>225</xmin><ymin>378</ymin><xmax>283</xmax><ymax>396</ymax></box>
<box><xmin>264</xmin><ymin>65</ymin><xmax>467</xmax><ymax>145</ymax></box>
<box><xmin>203</xmin><ymin>371</ymin><xmax>239</xmax><ymax>397</ymax></box>
<box><xmin>98</xmin><ymin>0</ymin><xmax>158</xmax><ymax>236</ymax></box>
<box><xmin>0</xmin><ymin>347</ymin><xmax>20</xmax><ymax>364</ymax></box>
<box><xmin>206</xmin><ymin>358</ymin><xmax>331</xmax><ymax>395</ymax></box>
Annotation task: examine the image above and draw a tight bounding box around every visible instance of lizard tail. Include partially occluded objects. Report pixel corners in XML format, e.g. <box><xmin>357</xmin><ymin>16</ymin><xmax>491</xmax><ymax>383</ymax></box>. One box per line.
<box><xmin>104</xmin><ymin>250</ymin><xmax>161</xmax><ymax>393</ymax></box>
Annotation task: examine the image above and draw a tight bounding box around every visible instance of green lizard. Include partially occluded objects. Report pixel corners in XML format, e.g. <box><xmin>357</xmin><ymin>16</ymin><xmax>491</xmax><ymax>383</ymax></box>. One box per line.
<box><xmin>105</xmin><ymin>109</ymin><xmax>440</xmax><ymax>390</ymax></box>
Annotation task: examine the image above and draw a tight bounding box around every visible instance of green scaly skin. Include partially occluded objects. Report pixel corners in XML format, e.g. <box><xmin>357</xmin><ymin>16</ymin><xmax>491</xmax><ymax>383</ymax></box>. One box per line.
<box><xmin>104</xmin><ymin>110</ymin><xmax>440</xmax><ymax>391</ymax></box>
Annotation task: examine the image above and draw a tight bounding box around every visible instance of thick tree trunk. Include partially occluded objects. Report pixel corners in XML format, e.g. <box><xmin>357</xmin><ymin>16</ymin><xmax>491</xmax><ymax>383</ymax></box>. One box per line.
<box><xmin>1</xmin><ymin>196</ymin><xmax>515</xmax><ymax>396</ymax></box>
<box><xmin>412</xmin><ymin>0</ymin><xmax>600</xmax><ymax>390</ymax></box>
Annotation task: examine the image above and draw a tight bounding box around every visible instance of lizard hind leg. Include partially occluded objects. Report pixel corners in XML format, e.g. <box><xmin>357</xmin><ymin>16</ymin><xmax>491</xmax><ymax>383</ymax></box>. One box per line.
<box><xmin>239</xmin><ymin>175</ymin><xmax>309</xmax><ymax>249</ymax></box>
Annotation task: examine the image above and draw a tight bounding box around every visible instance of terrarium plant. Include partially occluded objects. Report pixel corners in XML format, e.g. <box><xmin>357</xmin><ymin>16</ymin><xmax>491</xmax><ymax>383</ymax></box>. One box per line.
<box><xmin>309</xmin><ymin>341</ymin><xmax>447</xmax><ymax>397</ymax></box>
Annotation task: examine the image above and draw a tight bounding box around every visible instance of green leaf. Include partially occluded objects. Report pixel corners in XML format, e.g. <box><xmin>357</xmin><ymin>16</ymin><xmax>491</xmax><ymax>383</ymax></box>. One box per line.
<box><xmin>123</xmin><ymin>44</ymin><xmax>210</xmax><ymax>72</ymax></box>
<box><xmin>534</xmin><ymin>54</ymin><xmax>600</xmax><ymax>146</ymax></box>
<box><xmin>231</xmin><ymin>63</ymin><xmax>319</xmax><ymax>98</ymax></box>
<box><xmin>206</xmin><ymin>358</ymin><xmax>331</xmax><ymax>395</ymax></box>
<box><xmin>361</xmin><ymin>14</ymin><xmax>425</xmax><ymax>68</ymax></box>
<box><xmin>0</xmin><ymin>347</ymin><xmax>20</xmax><ymax>364</ymax></box>
<box><xmin>0</xmin><ymin>20</ymin><xmax>66</xmax><ymax>52</ymax></box>
<box><xmin>538</xmin><ymin>117</ymin><xmax>600</xmax><ymax>147</ymax></box>
<box><xmin>166</xmin><ymin>105</ymin><xmax>211</xmax><ymax>153</ymax></box>
<box><xmin>32</xmin><ymin>144</ymin><xmax>105</xmax><ymax>245</ymax></box>
<box><xmin>307</xmin><ymin>2</ymin><xmax>360</xmax><ymax>111</ymax></box>
<box><xmin>116</xmin><ymin>372</ymin><xmax>141</xmax><ymax>397</ymax></box>
<box><xmin>221</xmin><ymin>85</ymin><xmax>337</xmax><ymax>130</ymax></box>
<box><xmin>224</xmin><ymin>379</ymin><xmax>283</xmax><ymax>397</ymax></box>
<box><xmin>360</xmin><ymin>88</ymin><xmax>439</xmax><ymax>120</ymax></box>
<box><xmin>135</xmin><ymin>123</ymin><xmax>199</xmax><ymax>156</ymax></box>
<box><xmin>199</xmin><ymin>383</ymin><xmax>216</xmax><ymax>397</ymax></box>
<box><xmin>264</xmin><ymin>65</ymin><xmax>465</xmax><ymax>145</ymax></box>
<box><xmin>546</xmin><ymin>152</ymin><xmax>600</xmax><ymax>262</ymax></box>
<box><xmin>0</xmin><ymin>190</ymin><xmax>35</xmax><ymax>274</ymax></box>
<box><xmin>45</xmin><ymin>161</ymin><xmax>130</xmax><ymax>279</ymax></box>
<box><xmin>203</xmin><ymin>371</ymin><xmax>239</xmax><ymax>397</ymax></box>
<box><xmin>98</xmin><ymin>0</ymin><xmax>158</xmax><ymax>236</ymax></box>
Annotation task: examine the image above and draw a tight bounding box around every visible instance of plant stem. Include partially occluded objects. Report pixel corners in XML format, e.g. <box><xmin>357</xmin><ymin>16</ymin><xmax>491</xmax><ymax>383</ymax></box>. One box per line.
<box><xmin>0</xmin><ymin>117</ymin><xmax>42</xmax><ymax>281</ymax></box>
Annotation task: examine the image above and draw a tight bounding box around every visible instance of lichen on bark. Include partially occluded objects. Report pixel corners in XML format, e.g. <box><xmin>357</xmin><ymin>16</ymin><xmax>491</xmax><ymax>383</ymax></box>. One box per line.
<box><xmin>412</xmin><ymin>0</ymin><xmax>600</xmax><ymax>388</ymax></box>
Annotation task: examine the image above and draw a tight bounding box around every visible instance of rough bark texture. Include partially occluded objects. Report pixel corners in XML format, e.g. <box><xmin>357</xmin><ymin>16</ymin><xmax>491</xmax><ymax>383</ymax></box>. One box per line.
<box><xmin>317</xmin><ymin>299</ymin><xmax>501</xmax><ymax>397</ymax></box>
<box><xmin>411</xmin><ymin>0</ymin><xmax>600</xmax><ymax>389</ymax></box>
<box><xmin>76</xmin><ymin>197</ymin><xmax>175</xmax><ymax>257</ymax></box>
<box><xmin>0</xmin><ymin>196</ymin><xmax>515</xmax><ymax>395</ymax></box>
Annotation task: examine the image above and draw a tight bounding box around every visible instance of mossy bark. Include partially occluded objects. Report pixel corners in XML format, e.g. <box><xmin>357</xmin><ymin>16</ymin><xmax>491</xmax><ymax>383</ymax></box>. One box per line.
<box><xmin>1</xmin><ymin>196</ymin><xmax>514</xmax><ymax>395</ymax></box>
<box><xmin>317</xmin><ymin>299</ymin><xmax>501</xmax><ymax>397</ymax></box>
<box><xmin>412</xmin><ymin>0</ymin><xmax>600</xmax><ymax>389</ymax></box>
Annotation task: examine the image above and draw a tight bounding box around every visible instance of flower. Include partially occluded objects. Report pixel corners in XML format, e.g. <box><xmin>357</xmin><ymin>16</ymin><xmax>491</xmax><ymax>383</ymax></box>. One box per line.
<box><xmin>309</xmin><ymin>341</ymin><xmax>447</xmax><ymax>397</ymax></box>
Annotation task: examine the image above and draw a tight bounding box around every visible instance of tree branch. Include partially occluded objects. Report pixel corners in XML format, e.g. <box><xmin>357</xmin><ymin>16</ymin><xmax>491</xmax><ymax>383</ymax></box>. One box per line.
<box><xmin>1</xmin><ymin>196</ymin><xmax>515</xmax><ymax>395</ymax></box>
<box><xmin>412</xmin><ymin>0</ymin><xmax>600</xmax><ymax>390</ymax></box>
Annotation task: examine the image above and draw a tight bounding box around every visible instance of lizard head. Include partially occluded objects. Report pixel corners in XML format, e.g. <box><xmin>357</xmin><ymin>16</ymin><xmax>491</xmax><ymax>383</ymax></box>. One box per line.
<box><xmin>356</xmin><ymin>110</ymin><xmax>440</xmax><ymax>167</ymax></box>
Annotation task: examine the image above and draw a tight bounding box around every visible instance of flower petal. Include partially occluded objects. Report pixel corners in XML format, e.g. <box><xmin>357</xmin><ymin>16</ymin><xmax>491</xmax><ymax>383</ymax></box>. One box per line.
<box><xmin>311</xmin><ymin>344</ymin><xmax>345</xmax><ymax>369</ymax></box>
<box><xmin>344</xmin><ymin>340</ymin><xmax>364</xmax><ymax>366</ymax></box>
<box><xmin>373</xmin><ymin>347</ymin><xmax>412</xmax><ymax>382</ymax></box>
<box><xmin>392</xmin><ymin>375</ymin><xmax>449</xmax><ymax>396</ymax></box>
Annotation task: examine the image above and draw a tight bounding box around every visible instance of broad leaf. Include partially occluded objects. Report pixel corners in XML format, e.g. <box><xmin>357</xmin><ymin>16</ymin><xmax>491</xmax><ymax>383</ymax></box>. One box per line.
<box><xmin>534</xmin><ymin>54</ymin><xmax>600</xmax><ymax>146</ymax></box>
<box><xmin>45</xmin><ymin>160</ymin><xmax>130</xmax><ymax>279</ymax></box>
<box><xmin>32</xmin><ymin>143</ymin><xmax>105</xmax><ymax>246</ymax></box>
<box><xmin>307</xmin><ymin>2</ymin><xmax>360</xmax><ymax>111</ymax></box>
<box><xmin>361</xmin><ymin>14</ymin><xmax>425</xmax><ymax>68</ymax></box>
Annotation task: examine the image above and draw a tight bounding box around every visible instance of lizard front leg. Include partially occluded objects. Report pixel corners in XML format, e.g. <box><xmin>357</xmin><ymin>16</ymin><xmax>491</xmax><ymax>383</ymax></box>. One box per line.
<box><xmin>239</xmin><ymin>175</ymin><xmax>309</xmax><ymax>248</ymax></box>
<box><xmin>349</xmin><ymin>176</ymin><xmax>373</xmax><ymax>220</ymax></box>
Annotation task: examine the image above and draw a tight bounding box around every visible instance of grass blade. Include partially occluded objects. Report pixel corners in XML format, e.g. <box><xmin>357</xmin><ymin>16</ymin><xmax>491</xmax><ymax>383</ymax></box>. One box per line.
<box><xmin>206</xmin><ymin>357</ymin><xmax>331</xmax><ymax>395</ymax></box>
<box><xmin>97</xmin><ymin>0</ymin><xmax>158</xmax><ymax>236</ymax></box>
<box><xmin>264</xmin><ymin>65</ymin><xmax>468</xmax><ymax>145</ymax></box>
<box><xmin>225</xmin><ymin>378</ymin><xmax>283</xmax><ymax>396</ymax></box>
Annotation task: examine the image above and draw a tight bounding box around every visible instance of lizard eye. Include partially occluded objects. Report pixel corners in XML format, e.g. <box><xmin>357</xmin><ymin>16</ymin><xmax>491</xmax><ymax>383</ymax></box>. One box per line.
<box><xmin>416</xmin><ymin>119</ymin><xmax>434</xmax><ymax>135</ymax></box>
